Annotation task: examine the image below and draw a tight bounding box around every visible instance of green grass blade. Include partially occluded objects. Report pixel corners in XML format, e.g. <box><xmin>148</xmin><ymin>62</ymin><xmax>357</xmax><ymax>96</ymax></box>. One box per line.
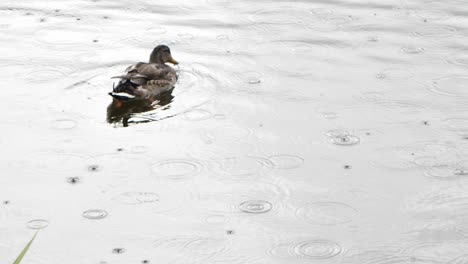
<box><xmin>12</xmin><ymin>231</ymin><xmax>39</xmax><ymax>264</ymax></box>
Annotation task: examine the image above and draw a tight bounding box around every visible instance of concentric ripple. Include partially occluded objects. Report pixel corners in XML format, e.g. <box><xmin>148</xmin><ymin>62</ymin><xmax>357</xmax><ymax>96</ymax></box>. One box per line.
<box><xmin>447</xmin><ymin>52</ymin><xmax>468</xmax><ymax>67</ymax></box>
<box><xmin>376</xmin><ymin>68</ymin><xmax>413</xmax><ymax>80</ymax></box>
<box><xmin>294</xmin><ymin>240</ymin><xmax>343</xmax><ymax>259</ymax></box>
<box><xmin>113</xmin><ymin>192</ymin><xmax>160</xmax><ymax>205</ymax></box>
<box><xmin>34</xmin><ymin>25</ymin><xmax>102</xmax><ymax>46</ymax></box>
<box><xmin>239</xmin><ymin>200</ymin><xmax>272</xmax><ymax>213</ymax></box>
<box><xmin>431</xmin><ymin>75</ymin><xmax>468</xmax><ymax>97</ymax></box>
<box><xmin>26</xmin><ymin>219</ymin><xmax>49</xmax><ymax>229</ymax></box>
<box><xmin>82</xmin><ymin>209</ymin><xmax>108</xmax><ymax>219</ymax></box>
<box><xmin>401</xmin><ymin>46</ymin><xmax>424</xmax><ymax>54</ymax></box>
<box><xmin>268</xmin><ymin>154</ymin><xmax>304</xmax><ymax>169</ymax></box>
<box><xmin>296</xmin><ymin>201</ymin><xmax>358</xmax><ymax>225</ymax></box>
<box><xmin>269</xmin><ymin>239</ymin><xmax>343</xmax><ymax>260</ymax></box>
<box><xmin>443</xmin><ymin>118</ymin><xmax>468</xmax><ymax>132</ymax></box>
<box><xmin>414</xmin><ymin>26</ymin><xmax>459</xmax><ymax>38</ymax></box>
<box><xmin>406</xmin><ymin>186</ymin><xmax>468</xmax><ymax>219</ymax></box>
<box><xmin>424</xmin><ymin>166</ymin><xmax>468</xmax><ymax>180</ymax></box>
<box><xmin>366</xmin><ymin>256</ymin><xmax>445</xmax><ymax>264</ymax></box>
<box><xmin>330</xmin><ymin>135</ymin><xmax>361</xmax><ymax>146</ymax></box>
<box><xmin>151</xmin><ymin>159</ymin><xmax>203</xmax><ymax>179</ymax></box>
<box><xmin>183</xmin><ymin>109</ymin><xmax>212</xmax><ymax>121</ymax></box>
<box><xmin>152</xmin><ymin>235</ymin><xmax>229</xmax><ymax>259</ymax></box>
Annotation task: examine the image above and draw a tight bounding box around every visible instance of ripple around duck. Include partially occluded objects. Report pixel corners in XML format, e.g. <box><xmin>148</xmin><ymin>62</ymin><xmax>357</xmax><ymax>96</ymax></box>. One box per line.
<box><xmin>113</xmin><ymin>192</ymin><xmax>160</xmax><ymax>205</ymax></box>
<box><xmin>151</xmin><ymin>159</ymin><xmax>203</xmax><ymax>179</ymax></box>
<box><xmin>82</xmin><ymin>209</ymin><xmax>108</xmax><ymax>219</ymax></box>
<box><xmin>268</xmin><ymin>239</ymin><xmax>343</xmax><ymax>260</ymax></box>
<box><xmin>26</xmin><ymin>219</ymin><xmax>49</xmax><ymax>229</ymax></box>
<box><xmin>414</xmin><ymin>26</ymin><xmax>459</xmax><ymax>38</ymax></box>
<box><xmin>239</xmin><ymin>200</ymin><xmax>272</xmax><ymax>213</ymax></box>
<box><xmin>129</xmin><ymin>26</ymin><xmax>167</xmax><ymax>43</ymax></box>
<box><xmin>182</xmin><ymin>109</ymin><xmax>212</xmax><ymax>121</ymax></box>
<box><xmin>296</xmin><ymin>201</ymin><xmax>358</xmax><ymax>225</ymax></box>
<box><xmin>430</xmin><ymin>76</ymin><xmax>468</xmax><ymax>97</ymax></box>
<box><xmin>268</xmin><ymin>154</ymin><xmax>304</xmax><ymax>169</ymax></box>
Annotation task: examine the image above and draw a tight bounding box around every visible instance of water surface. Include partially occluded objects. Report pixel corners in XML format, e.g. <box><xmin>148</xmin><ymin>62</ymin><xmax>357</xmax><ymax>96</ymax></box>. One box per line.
<box><xmin>2</xmin><ymin>0</ymin><xmax>468</xmax><ymax>263</ymax></box>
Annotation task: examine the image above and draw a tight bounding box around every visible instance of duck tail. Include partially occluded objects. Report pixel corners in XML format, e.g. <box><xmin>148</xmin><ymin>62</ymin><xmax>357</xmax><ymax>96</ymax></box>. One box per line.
<box><xmin>108</xmin><ymin>92</ymin><xmax>136</xmax><ymax>101</ymax></box>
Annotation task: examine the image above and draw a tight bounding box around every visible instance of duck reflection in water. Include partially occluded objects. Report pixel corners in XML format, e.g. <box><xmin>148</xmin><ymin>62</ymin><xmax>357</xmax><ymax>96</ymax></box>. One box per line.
<box><xmin>106</xmin><ymin>45</ymin><xmax>179</xmax><ymax>126</ymax></box>
<box><xmin>106</xmin><ymin>90</ymin><xmax>175</xmax><ymax>126</ymax></box>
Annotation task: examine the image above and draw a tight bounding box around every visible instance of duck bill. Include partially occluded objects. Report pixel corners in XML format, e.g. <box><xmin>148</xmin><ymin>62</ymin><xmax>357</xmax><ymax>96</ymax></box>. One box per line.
<box><xmin>168</xmin><ymin>57</ymin><xmax>178</xmax><ymax>65</ymax></box>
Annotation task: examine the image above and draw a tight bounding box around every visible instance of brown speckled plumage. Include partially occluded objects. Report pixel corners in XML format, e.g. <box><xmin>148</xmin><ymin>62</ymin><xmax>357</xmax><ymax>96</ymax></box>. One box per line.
<box><xmin>109</xmin><ymin>45</ymin><xmax>178</xmax><ymax>101</ymax></box>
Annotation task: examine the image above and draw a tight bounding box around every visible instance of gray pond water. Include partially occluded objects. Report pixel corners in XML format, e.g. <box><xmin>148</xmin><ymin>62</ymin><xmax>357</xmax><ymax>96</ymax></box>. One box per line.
<box><xmin>2</xmin><ymin>0</ymin><xmax>468</xmax><ymax>263</ymax></box>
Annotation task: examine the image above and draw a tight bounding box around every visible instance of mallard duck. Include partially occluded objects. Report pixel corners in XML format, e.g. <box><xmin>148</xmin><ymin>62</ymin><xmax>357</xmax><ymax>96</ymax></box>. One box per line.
<box><xmin>109</xmin><ymin>45</ymin><xmax>178</xmax><ymax>101</ymax></box>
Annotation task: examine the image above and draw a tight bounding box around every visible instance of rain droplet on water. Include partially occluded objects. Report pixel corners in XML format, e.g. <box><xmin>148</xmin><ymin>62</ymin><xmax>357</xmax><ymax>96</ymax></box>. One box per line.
<box><xmin>26</xmin><ymin>219</ymin><xmax>49</xmax><ymax>229</ymax></box>
<box><xmin>112</xmin><ymin>248</ymin><xmax>126</xmax><ymax>254</ymax></box>
<box><xmin>88</xmin><ymin>164</ymin><xmax>100</xmax><ymax>172</ymax></box>
<box><xmin>294</xmin><ymin>240</ymin><xmax>343</xmax><ymax>259</ymax></box>
<box><xmin>239</xmin><ymin>200</ymin><xmax>272</xmax><ymax>213</ymax></box>
<box><xmin>330</xmin><ymin>135</ymin><xmax>360</xmax><ymax>146</ymax></box>
<box><xmin>82</xmin><ymin>209</ymin><xmax>108</xmax><ymax>219</ymax></box>
<box><xmin>66</xmin><ymin>177</ymin><xmax>80</xmax><ymax>184</ymax></box>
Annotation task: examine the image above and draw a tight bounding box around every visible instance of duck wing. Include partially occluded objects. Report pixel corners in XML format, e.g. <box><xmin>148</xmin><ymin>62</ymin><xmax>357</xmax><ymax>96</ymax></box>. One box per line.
<box><xmin>109</xmin><ymin>63</ymin><xmax>177</xmax><ymax>101</ymax></box>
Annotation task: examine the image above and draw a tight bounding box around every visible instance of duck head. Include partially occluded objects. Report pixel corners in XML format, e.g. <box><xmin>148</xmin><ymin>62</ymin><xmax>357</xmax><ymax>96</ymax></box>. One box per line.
<box><xmin>149</xmin><ymin>45</ymin><xmax>178</xmax><ymax>65</ymax></box>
